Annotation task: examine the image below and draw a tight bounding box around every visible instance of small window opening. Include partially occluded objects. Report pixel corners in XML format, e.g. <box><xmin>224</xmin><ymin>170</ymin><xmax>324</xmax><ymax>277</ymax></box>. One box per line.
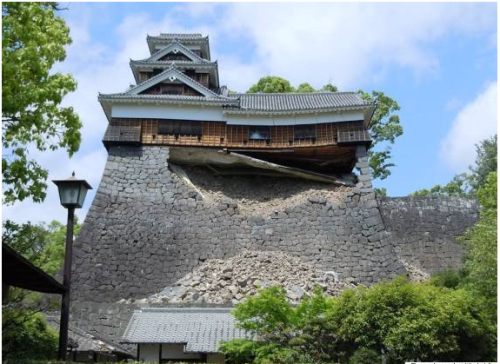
<box><xmin>294</xmin><ymin>125</ymin><xmax>316</xmax><ymax>140</ymax></box>
<box><xmin>249</xmin><ymin>126</ymin><xmax>271</xmax><ymax>141</ymax></box>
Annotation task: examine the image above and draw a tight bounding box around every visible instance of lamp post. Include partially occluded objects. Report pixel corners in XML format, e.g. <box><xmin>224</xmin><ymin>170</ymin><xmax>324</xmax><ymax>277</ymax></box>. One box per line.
<box><xmin>53</xmin><ymin>172</ymin><xmax>92</xmax><ymax>361</ymax></box>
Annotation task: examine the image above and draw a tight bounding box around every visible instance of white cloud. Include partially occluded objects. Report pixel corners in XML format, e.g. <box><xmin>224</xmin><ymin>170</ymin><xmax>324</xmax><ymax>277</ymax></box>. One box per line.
<box><xmin>214</xmin><ymin>2</ymin><xmax>495</xmax><ymax>90</ymax></box>
<box><xmin>440</xmin><ymin>82</ymin><xmax>498</xmax><ymax>172</ymax></box>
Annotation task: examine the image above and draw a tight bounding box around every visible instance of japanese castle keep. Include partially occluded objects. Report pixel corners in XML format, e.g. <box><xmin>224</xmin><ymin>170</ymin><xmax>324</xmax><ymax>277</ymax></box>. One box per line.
<box><xmin>71</xmin><ymin>34</ymin><xmax>479</xmax><ymax>359</ymax></box>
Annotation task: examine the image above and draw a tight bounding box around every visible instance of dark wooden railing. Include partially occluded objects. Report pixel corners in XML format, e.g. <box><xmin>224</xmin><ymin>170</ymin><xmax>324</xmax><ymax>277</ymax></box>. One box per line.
<box><xmin>103</xmin><ymin>124</ymin><xmax>141</xmax><ymax>144</ymax></box>
<box><xmin>337</xmin><ymin>129</ymin><xmax>372</xmax><ymax>144</ymax></box>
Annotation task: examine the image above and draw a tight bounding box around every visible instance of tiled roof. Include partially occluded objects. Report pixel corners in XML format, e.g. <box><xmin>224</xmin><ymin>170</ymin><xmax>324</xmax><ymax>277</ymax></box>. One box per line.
<box><xmin>151</xmin><ymin>33</ymin><xmax>205</xmax><ymax>40</ymax></box>
<box><xmin>230</xmin><ymin>92</ymin><xmax>374</xmax><ymax>112</ymax></box>
<box><xmin>131</xmin><ymin>60</ymin><xmax>216</xmax><ymax>67</ymax></box>
<box><xmin>99</xmin><ymin>93</ymin><xmax>236</xmax><ymax>104</ymax></box>
<box><xmin>99</xmin><ymin>91</ymin><xmax>373</xmax><ymax>113</ymax></box>
<box><xmin>121</xmin><ymin>308</ymin><xmax>248</xmax><ymax>353</ymax></box>
<box><xmin>45</xmin><ymin>315</ymin><xmax>131</xmax><ymax>354</ymax></box>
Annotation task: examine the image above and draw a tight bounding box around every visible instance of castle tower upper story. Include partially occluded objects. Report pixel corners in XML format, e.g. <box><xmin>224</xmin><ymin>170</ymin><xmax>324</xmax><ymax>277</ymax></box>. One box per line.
<box><xmin>98</xmin><ymin>33</ymin><xmax>376</xmax><ymax>184</ymax></box>
<box><xmin>130</xmin><ymin>34</ymin><xmax>220</xmax><ymax>93</ymax></box>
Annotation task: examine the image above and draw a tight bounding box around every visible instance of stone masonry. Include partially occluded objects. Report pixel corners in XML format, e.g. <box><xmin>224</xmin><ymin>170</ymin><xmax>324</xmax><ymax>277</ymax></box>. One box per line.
<box><xmin>70</xmin><ymin>144</ymin><xmax>479</xmax><ymax>347</ymax></box>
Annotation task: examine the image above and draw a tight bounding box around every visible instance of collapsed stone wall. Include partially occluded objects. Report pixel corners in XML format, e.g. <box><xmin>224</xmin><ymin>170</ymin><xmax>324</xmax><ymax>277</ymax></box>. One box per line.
<box><xmin>70</xmin><ymin>145</ymin><xmax>479</xmax><ymax>348</ymax></box>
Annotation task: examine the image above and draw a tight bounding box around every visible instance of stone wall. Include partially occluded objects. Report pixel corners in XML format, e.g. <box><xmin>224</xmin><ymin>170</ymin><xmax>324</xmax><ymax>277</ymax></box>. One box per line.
<box><xmin>378</xmin><ymin>196</ymin><xmax>479</xmax><ymax>273</ymax></box>
<box><xmin>70</xmin><ymin>145</ymin><xmax>479</xmax><ymax>348</ymax></box>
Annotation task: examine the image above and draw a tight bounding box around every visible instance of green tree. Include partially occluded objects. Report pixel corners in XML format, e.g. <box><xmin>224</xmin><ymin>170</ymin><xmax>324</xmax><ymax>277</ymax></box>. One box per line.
<box><xmin>411</xmin><ymin>135</ymin><xmax>497</xmax><ymax>197</ymax></box>
<box><xmin>359</xmin><ymin>90</ymin><xmax>403</xmax><ymax>180</ymax></box>
<box><xmin>296</xmin><ymin>82</ymin><xmax>315</xmax><ymax>93</ymax></box>
<box><xmin>2</xmin><ymin>2</ymin><xmax>82</xmax><ymax>204</ymax></box>
<box><xmin>224</xmin><ymin>281</ymin><xmax>494</xmax><ymax>364</ymax></box>
<box><xmin>321</xmin><ymin>83</ymin><xmax>338</xmax><ymax>92</ymax></box>
<box><xmin>411</xmin><ymin>173</ymin><xmax>472</xmax><ymax>197</ymax></box>
<box><xmin>469</xmin><ymin>135</ymin><xmax>497</xmax><ymax>192</ymax></box>
<box><xmin>247</xmin><ymin>76</ymin><xmax>295</xmax><ymax>93</ymax></box>
<box><xmin>2</xmin><ymin>311</ymin><xmax>58</xmax><ymax>362</ymax></box>
<box><xmin>460</xmin><ymin>171</ymin><xmax>497</xmax><ymax>317</ymax></box>
<box><xmin>2</xmin><ymin>219</ymin><xmax>80</xmax><ymax>276</ymax></box>
<box><xmin>330</xmin><ymin>277</ymin><xmax>493</xmax><ymax>362</ymax></box>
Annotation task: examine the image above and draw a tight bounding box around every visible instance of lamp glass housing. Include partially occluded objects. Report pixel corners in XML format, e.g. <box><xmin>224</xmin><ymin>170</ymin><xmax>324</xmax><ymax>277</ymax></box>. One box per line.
<box><xmin>53</xmin><ymin>175</ymin><xmax>92</xmax><ymax>209</ymax></box>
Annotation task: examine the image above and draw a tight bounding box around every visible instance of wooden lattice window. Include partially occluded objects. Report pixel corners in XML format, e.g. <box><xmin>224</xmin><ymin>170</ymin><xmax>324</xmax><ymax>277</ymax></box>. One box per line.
<box><xmin>294</xmin><ymin>125</ymin><xmax>316</xmax><ymax>140</ymax></box>
<box><xmin>158</xmin><ymin>120</ymin><xmax>202</xmax><ymax>136</ymax></box>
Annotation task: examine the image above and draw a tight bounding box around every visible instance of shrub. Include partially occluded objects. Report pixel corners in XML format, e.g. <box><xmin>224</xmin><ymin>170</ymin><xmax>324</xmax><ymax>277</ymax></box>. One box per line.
<box><xmin>2</xmin><ymin>310</ymin><xmax>58</xmax><ymax>362</ymax></box>
<box><xmin>348</xmin><ymin>347</ymin><xmax>381</xmax><ymax>364</ymax></box>
<box><xmin>330</xmin><ymin>277</ymin><xmax>493</xmax><ymax>362</ymax></box>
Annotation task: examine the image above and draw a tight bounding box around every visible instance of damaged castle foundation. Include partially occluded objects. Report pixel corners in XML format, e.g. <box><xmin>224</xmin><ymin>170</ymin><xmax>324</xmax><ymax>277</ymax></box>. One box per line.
<box><xmin>70</xmin><ymin>145</ymin><xmax>478</xmax><ymax>346</ymax></box>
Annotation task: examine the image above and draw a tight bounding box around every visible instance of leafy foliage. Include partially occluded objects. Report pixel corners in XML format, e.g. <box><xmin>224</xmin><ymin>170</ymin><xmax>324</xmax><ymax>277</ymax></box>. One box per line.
<box><xmin>219</xmin><ymin>339</ymin><xmax>260</xmax><ymax>364</ymax></box>
<box><xmin>348</xmin><ymin>348</ymin><xmax>381</xmax><ymax>364</ymax></box>
<box><xmin>374</xmin><ymin>187</ymin><xmax>387</xmax><ymax>196</ymax></box>
<box><xmin>2</xmin><ymin>2</ymin><xmax>82</xmax><ymax>204</ymax></box>
<box><xmin>411</xmin><ymin>135</ymin><xmax>497</xmax><ymax>197</ymax></box>
<box><xmin>460</xmin><ymin>171</ymin><xmax>497</xmax><ymax>318</ymax></box>
<box><xmin>296</xmin><ymin>83</ymin><xmax>316</xmax><ymax>93</ymax></box>
<box><xmin>411</xmin><ymin>173</ymin><xmax>472</xmax><ymax>197</ymax></box>
<box><xmin>330</xmin><ymin>277</ymin><xmax>493</xmax><ymax>362</ymax></box>
<box><xmin>247</xmin><ymin>76</ymin><xmax>295</xmax><ymax>93</ymax></box>
<box><xmin>2</xmin><ymin>219</ymin><xmax>80</xmax><ymax>276</ymax></box>
<box><xmin>2</xmin><ymin>219</ymin><xmax>81</xmax><ymax>361</ymax></box>
<box><xmin>223</xmin><ymin>279</ymin><xmax>494</xmax><ymax>364</ymax></box>
<box><xmin>321</xmin><ymin>83</ymin><xmax>338</xmax><ymax>92</ymax></box>
<box><xmin>247</xmin><ymin>76</ymin><xmax>339</xmax><ymax>94</ymax></box>
<box><xmin>2</xmin><ymin>311</ymin><xmax>58</xmax><ymax>362</ymax></box>
<box><xmin>358</xmin><ymin>91</ymin><xmax>402</xmax><ymax>180</ymax></box>
<box><xmin>429</xmin><ymin>269</ymin><xmax>466</xmax><ymax>289</ymax></box>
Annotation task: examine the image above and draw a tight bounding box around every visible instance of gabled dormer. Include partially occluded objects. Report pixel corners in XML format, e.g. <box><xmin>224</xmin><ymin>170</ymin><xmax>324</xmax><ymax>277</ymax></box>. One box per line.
<box><xmin>147</xmin><ymin>33</ymin><xmax>211</xmax><ymax>61</ymax></box>
<box><xmin>148</xmin><ymin>41</ymin><xmax>209</xmax><ymax>63</ymax></box>
<box><xmin>126</xmin><ymin>67</ymin><xmax>223</xmax><ymax>98</ymax></box>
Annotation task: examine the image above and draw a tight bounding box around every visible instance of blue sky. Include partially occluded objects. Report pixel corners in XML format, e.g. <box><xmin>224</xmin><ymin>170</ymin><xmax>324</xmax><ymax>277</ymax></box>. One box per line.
<box><xmin>2</xmin><ymin>2</ymin><xmax>497</xmax><ymax>224</ymax></box>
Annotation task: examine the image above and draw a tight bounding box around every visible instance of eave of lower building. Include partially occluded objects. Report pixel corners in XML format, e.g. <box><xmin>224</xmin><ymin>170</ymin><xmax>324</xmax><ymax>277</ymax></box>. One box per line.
<box><xmin>98</xmin><ymin>95</ymin><xmax>374</xmax><ymax>127</ymax></box>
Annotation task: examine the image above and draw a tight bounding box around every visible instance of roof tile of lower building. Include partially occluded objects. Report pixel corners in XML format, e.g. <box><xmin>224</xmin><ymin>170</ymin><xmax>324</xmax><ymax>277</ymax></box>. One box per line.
<box><xmin>121</xmin><ymin>308</ymin><xmax>249</xmax><ymax>353</ymax></box>
<box><xmin>98</xmin><ymin>93</ymin><xmax>237</xmax><ymax>105</ymax></box>
<box><xmin>98</xmin><ymin>91</ymin><xmax>374</xmax><ymax>114</ymax></box>
<box><xmin>228</xmin><ymin>92</ymin><xmax>374</xmax><ymax>112</ymax></box>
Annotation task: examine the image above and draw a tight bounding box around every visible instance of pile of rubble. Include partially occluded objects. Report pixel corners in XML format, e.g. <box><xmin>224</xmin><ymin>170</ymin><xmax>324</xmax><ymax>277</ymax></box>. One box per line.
<box><xmin>183</xmin><ymin>167</ymin><xmax>352</xmax><ymax>216</ymax></box>
<box><xmin>400</xmin><ymin>259</ymin><xmax>430</xmax><ymax>282</ymax></box>
<box><xmin>145</xmin><ymin>251</ymin><xmax>358</xmax><ymax>305</ymax></box>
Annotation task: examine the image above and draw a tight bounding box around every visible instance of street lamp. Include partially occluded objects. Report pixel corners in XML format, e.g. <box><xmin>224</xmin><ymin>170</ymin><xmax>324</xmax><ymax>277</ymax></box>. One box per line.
<box><xmin>53</xmin><ymin>172</ymin><xmax>92</xmax><ymax>360</ymax></box>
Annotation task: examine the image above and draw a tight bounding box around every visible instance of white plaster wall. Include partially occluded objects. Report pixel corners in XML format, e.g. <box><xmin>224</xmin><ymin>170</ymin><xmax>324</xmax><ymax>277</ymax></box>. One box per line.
<box><xmin>112</xmin><ymin>104</ymin><xmax>225</xmax><ymax>122</ymax></box>
<box><xmin>112</xmin><ymin>104</ymin><xmax>365</xmax><ymax>126</ymax></box>
<box><xmin>226</xmin><ymin>111</ymin><xmax>365</xmax><ymax>125</ymax></box>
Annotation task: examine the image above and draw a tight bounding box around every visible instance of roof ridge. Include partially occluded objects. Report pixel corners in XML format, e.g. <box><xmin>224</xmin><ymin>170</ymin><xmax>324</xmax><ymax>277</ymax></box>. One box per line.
<box><xmin>239</xmin><ymin>91</ymin><xmax>360</xmax><ymax>96</ymax></box>
<box><xmin>131</xmin><ymin>60</ymin><xmax>216</xmax><ymax>65</ymax></box>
